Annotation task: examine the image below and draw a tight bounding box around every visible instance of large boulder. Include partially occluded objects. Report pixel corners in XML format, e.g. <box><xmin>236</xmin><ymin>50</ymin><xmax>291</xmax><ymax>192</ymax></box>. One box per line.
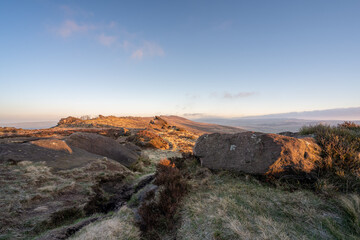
<box><xmin>193</xmin><ymin>132</ymin><xmax>321</xmax><ymax>176</ymax></box>
<box><xmin>66</xmin><ymin>132</ymin><xmax>139</xmax><ymax>167</ymax></box>
<box><xmin>0</xmin><ymin>138</ymin><xmax>114</xmax><ymax>170</ymax></box>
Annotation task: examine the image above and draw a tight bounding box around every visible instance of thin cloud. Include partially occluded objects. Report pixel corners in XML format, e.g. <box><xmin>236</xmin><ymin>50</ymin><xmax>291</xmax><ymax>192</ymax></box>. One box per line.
<box><xmin>131</xmin><ymin>41</ymin><xmax>165</xmax><ymax>60</ymax></box>
<box><xmin>131</xmin><ymin>49</ymin><xmax>144</xmax><ymax>59</ymax></box>
<box><xmin>183</xmin><ymin>113</ymin><xmax>206</xmax><ymax>118</ymax></box>
<box><xmin>121</xmin><ymin>40</ymin><xmax>131</xmax><ymax>50</ymax></box>
<box><xmin>60</xmin><ymin>5</ymin><xmax>76</xmax><ymax>16</ymax></box>
<box><xmin>211</xmin><ymin>91</ymin><xmax>256</xmax><ymax>99</ymax></box>
<box><xmin>55</xmin><ymin>20</ymin><xmax>95</xmax><ymax>38</ymax></box>
<box><xmin>108</xmin><ymin>21</ymin><xmax>117</xmax><ymax>28</ymax></box>
<box><xmin>223</xmin><ymin>91</ymin><xmax>255</xmax><ymax>99</ymax></box>
<box><xmin>59</xmin><ymin>5</ymin><xmax>94</xmax><ymax>17</ymax></box>
<box><xmin>98</xmin><ymin>33</ymin><xmax>117</xmax><ymax>46</ymax></box>
<box><xmin>185</xmin><ymin>93</ymin><xmax>200</xmax><ymax>99</ymax></box>
<box><xmin>52</xmin><ymin>9</ymin><xmax>163</xmax><ymax>60</ymax></box>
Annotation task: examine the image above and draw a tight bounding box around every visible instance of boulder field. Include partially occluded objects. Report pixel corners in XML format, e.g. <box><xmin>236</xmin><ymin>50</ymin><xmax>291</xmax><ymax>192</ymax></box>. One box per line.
<box><xmin>194</xmin><ymin>132</ymin><xmax>321</xmax><ymax>176</ymax></box>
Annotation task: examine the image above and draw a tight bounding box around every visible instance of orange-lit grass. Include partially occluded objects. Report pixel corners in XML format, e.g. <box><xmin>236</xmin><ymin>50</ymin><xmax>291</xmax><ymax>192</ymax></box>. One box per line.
<box><xmin>159</xmin><ymin>158</ymin><xmax>175</xmax><ymax>168</ymax></box>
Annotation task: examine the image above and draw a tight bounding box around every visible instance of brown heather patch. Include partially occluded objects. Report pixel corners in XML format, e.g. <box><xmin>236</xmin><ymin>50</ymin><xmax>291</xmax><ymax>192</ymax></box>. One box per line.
<box><xmin>138</xmin><ymin>159</ymin><xmax>188</xmax><ymax>239</ymax></box>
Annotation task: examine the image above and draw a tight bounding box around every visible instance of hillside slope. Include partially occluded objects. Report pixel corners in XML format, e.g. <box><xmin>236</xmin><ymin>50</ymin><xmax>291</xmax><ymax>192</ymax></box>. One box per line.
<box><xmin>160</xmin><ymin>115</ymin><xmax>246</xmax><ymax>134</ymax></box>
<box><xmin>55</xmin><ymin>115</ymin><xmax>245</xmax><ymax>135</ymax></box>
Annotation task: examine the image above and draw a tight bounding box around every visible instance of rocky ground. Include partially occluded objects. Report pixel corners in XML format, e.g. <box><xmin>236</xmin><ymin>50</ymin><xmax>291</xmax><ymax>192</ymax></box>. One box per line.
<box><xmin>0</xmin><ymin>115</ymin><xmax>242</xmax><ymax>239</ymax></box>
<box><xmin>0</xmin><ymin>116</ymin><xmax>359</xmax><ymax>239</ymax></box>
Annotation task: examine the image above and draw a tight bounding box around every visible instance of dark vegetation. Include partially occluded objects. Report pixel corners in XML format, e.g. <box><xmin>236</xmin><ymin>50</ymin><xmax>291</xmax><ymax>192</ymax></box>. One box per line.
<box><xmin>298</xmin><ymin>122</ymin><xmax>360</xmax><ymax>193</ymax></box>
<box><xmin>0</xmin><ymin>127</ymin><xmax>20</xmax><ymax>133</ymax></box>
<box><xmin>33</xmin><ymin>207</ymin><xmax>85</xmax><ymax>235</ymax></box>
<box><xmin>138</xmin><ymin>158</ymin><xmax>189</xmax><ymax>239</ymax></box>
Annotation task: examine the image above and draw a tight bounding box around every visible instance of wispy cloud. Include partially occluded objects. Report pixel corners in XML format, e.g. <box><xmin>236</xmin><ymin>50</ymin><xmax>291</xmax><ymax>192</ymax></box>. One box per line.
<box><xmin>185</xmin><ymin>93</ymin><xmax>200</xmax><ymax>99</ymax></box>
<box><xmin>52</xmin><ymin>7</ymin><xmax>164</xmax><ymax>60</ymax></box>
<box><xmin>108</xmin><ymin>21</ymin><xmax>117</xmax><ymax>29</ymax></box>
<box><xmin>131</xmin><ymin>41</ymin><xmax>165</xmax><ymax>60</ymax></box>
<box><xmin>98</xmin><ymin>33</ymin><xmax>117</xmax><ymax>46</ymax></box>
<box><xmin>211</xmin><ymin>91</ymin><xmax>256</xmax><ymax>99</ymax></box>
<box><xmin>55</xmin><ymin>20</ymin><xmax>94</xmax><ymax>38</ymax></box>
<box><xmin>60</xmin><ymin>5</ymin><xmax>76</xmax><ymax>16</ymax></box>
<box><xmin>121</xmin><ymin>40</ymin><xmax>131</xmax><ymax>50</ymax></box>
<box><xmin>60</xmin><ymin>5</ymin><xmax>94</xmax><ymax>17</ymax></box>
<box><xmin>131</xmin><ymin>49</ymin><xmax>144</xmax><ymax>60</ymax></box>
<box><xmin>223</xmin><ymin>91</ymin><xmax>255</xmax><ymax>99</ymax></box>
<box><xmin>183</xmin><ymin>113</ymin><xmax>206</xmax><ymax>118</ymax></box>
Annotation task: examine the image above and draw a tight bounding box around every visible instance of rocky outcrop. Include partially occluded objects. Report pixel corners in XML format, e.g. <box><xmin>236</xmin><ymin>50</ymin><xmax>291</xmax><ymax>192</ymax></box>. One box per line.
<box><xmin>150</xmin><ymin>116</ymin><xmax>169</xmax><ymax>129</ymax></box>
<box><xmin>66</xmin><ymin>132</ymin><xmax>140</xmax><ymax>167</ymax></box>
<box><xmin>0</xmin><ymin>139</ymin><xmax>114</xmax><ymax>170</ymax></box>
<box><xmin>194</xmin><ymin>132</ymin><xmax>321</xmax><ymax>176</ymax></box>
<box><xmin>57</xmin><ymin>116</ymin><xmax>84</xmax><ymax>126</ymax></box>
<box><xmin>127</xmin><ymin>130</ymin><xmax>170</xmax><ymax>150</ymax></box>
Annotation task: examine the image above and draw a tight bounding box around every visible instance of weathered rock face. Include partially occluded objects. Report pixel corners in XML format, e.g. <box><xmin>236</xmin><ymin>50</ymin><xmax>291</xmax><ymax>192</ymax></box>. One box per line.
<box><xmin>58</xmin><ymin>116</ymin><xmax>83</xmax><ymax>126</ymax></box>
<box><xmin>66</xmin><ymin>132</ymin><xmax>139</xmax><ymax>167</ymax></box>
<box><xmin>0</xmin><ymin>138</ymin><xmax>115</xmax><ymax>170</ymax></box>
<box><xmin>30</xmin><ymin>139</ymin><xmax>73</xmax><ymax>154</ymax></box>
<box><xmin>193</xmin><ymin>132</ymin><xmax>321</xmax><ymax>176</ymax></box>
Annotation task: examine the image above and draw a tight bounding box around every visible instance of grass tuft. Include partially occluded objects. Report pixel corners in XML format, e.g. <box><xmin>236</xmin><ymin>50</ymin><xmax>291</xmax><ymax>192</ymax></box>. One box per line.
<box><xmin>338</xmin><ymin>194</ymin><xmax>360</xmax><ymax>235</ymax></box>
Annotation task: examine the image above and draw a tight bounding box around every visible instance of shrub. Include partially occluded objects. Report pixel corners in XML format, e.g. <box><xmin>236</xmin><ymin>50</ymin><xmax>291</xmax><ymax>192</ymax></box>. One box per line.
<box><xmin>300</xmin><ymin>123</ymin><xmax>360</xmax><ymax>174</ymax></box>
<box><xmin>299</xmin><ymin>123</ymin><xmax>360</xmax><ymax>193</ymax></box>
<box><xmin>138</xmin><ymin>159</ymin><xmax>188</xmax><ymax>239</ymax></box>
<box><xmin>339</xmin><ymin>121</ymin><xmax>360</xmax><ymax>132</ymax></box>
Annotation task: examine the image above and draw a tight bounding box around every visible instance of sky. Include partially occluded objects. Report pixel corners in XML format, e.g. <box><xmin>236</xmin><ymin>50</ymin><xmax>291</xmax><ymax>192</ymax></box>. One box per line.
<box><xmin>1</xmin><ymin>0</ymin><xmax>360</xmax><ymax>122</ymax></box>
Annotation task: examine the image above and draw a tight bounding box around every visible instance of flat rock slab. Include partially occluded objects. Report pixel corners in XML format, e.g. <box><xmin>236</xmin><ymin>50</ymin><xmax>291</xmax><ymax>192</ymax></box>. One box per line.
<box><xmin>66</xmin><ymin>132</ymin><xmax>139</xmax><ymax>167</ymax></box>
<box><xmin>0</xmin><ymin>138</ymin><xmax>108</xmax><ymax>170</ymax></box>
<box><xmin>194</xmin><ymin>132</ymin><xmax>321</xmax><ymax>176</ymax></box>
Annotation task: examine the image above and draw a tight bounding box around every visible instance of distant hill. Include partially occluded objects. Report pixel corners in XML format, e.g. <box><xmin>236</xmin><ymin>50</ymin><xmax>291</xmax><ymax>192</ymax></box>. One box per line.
<box><xmin>160</xmin><ymin>115</ymin><xmax>246</xmax><ymax>134</ymax></box>
<box><xmin>241</xmin><ymin>107</ymin><xmax>360</xmax><ymax>120</ymax></box>
<box><xmin>194</xmin><ymin>107</ymin><xmax>360</xmax><ymax>133</ymax></box>
<box><xmin>0</xmin><ymin>121</ymin><xmax>58</xmax><ymax>129</ymax></box>
<box><xmin>194</xmin><ymin>118</ymin><xmax>357</xmax><ymax>133</ymax></box>
<box><xmin>55</xmin><ymin>115</ymin><xmax>246</xmax><ymax>135</ymax></box>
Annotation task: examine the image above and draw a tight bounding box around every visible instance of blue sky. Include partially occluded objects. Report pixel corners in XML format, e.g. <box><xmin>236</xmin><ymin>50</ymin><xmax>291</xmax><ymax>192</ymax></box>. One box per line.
<box><xmin>1</xmin><ymin>0</ymin><xmax>359</xmax><ymax>122</ymax></box>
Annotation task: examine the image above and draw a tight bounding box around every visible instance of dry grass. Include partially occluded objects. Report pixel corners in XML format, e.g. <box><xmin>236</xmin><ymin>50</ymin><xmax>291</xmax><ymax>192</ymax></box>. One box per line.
<box><xmin>337</xmin><ymin>194</ymin><xmax>360</xmax><ymax>235</ymax></box>
<box><xmin>156</xmin><ymin>128</ymin><xmax>198</xmax><ymax>153</ymax></box>
<box><xmin>299</xmin><ymin>123</ymin><xmax>360</xmax><ymax>193</ymax></box>
<box><xmin>300</xmin><ymin>123</ymin><xmax>360</xmax><ymax>173</ymax></box>
<box><xmin>0</xmin><ymin>158</ymin><xmax>130</xmax><ymax>239</ymax></box>
<box><xmin>177</xmin><ymin>171</ymin><xmax>359</xmax><ymax>240</ymax></box>
<box><xmin>130</xmin><ymin>149</ymin><xmax>182</xmax><ymax>174</ymax></box>
<box><xmin>69</xmin><ymin>206</ymin><xmax>140</xmax><ymax>240</ymax></box>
